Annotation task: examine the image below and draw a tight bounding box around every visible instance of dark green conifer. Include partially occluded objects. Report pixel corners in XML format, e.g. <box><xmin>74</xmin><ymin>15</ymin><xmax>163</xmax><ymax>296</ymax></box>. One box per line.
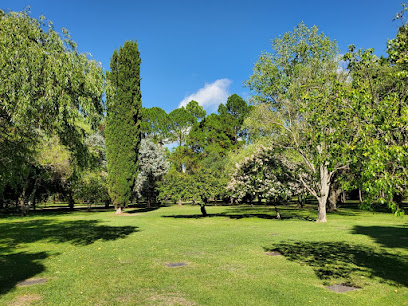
<box><xmin>105</xmin><ymin>41</ymin><xmax>142</xmax><ymax>214</ymax></box>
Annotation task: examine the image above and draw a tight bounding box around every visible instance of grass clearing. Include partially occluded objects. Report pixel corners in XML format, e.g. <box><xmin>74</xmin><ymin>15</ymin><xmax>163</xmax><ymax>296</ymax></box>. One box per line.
<box><xmin>0</xmin><ymin>204</ymin><xmax>407</xmax><ymax>305</ymax></box>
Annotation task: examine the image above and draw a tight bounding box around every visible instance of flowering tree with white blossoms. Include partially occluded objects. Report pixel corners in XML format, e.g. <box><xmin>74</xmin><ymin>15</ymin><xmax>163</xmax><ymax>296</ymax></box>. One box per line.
<box><xmin>227</xmin><ymin>146</ymin><xmax>302</xmax><ymax>218</ymax></box>
<box><xmin>134</xmin><ymin>138</ymin><xmax>169</xmax><ymax>207</ymax></box>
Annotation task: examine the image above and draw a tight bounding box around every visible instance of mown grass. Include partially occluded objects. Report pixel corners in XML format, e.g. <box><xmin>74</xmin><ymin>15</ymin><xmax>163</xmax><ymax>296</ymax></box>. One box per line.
<box><xmin>0</xmin><ymin>204</ymin><xmax>407</xmax><ymax>305</ymax></box>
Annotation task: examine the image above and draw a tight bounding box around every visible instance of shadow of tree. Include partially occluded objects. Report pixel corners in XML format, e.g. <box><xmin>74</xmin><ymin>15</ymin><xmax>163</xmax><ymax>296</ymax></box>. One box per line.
<box><xmin>0</xmin><ymin>251</ymin><xmax>51</xmax><ymax>295</ymax></box>
<box><xmin>125</xmin><ymin>206</ymin><xmax>160</xmax><ymax>214</ymax></box>
<box><xmin>352</xmin><ymin>225</ymin><xmax>408</xmax><ymax>249</ymax></box>
<box><xmin>0</xmin><ymin>219</ymin><xmax>139</xmax><ymax>247</ymax></box>
<box><xmin>266</xmin><ymin>241</ymin><xmax>408</xmax><ymax>287</ymax></box>
<box><xmin>162</xmin><ymin>206</ymin><xmax>315</xmax><ymax>221</ymax></box>
<box><xmin>0</xmin><ymin>219</ymin><xmax>139</xmax><ymax>295</ymax></box>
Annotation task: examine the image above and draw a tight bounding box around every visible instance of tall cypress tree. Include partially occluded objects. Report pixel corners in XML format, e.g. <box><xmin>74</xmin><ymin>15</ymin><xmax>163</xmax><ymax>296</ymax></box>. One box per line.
<box><xmin>106</xmin><ymin>41</ymin><xmax>142</xmax><ymax>214</ymax></box>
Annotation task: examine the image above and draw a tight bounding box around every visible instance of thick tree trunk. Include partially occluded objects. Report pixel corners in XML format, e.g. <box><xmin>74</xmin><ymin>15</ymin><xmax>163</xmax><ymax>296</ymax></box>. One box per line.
<box><xmin>316</xmin><ymin>165</ymin><xmax>330</xmax><ymax>222</ymax></box>
<box><xmin>317</xmin><ymin>197</ymin><xmax>327</xmax><ymax>222</ymax></box>
<box><xmin>116</xmin><ymin>206</ymin><xmax>123</xmax><ymax>214</ymax></box>
<box><xmin>328</xmin><ymin>183</ymin><xmax>342</xmax><ymax>212</ymax></box>
<box><xmin>200</xmin><ymin>204</ymin><xmax>207</xmax><ymax>217</ymax></box>
<box><xmin>68</xmin><ymin>194</ymin><xmax>74</xmax><ymax>210</ymax></box>
<box><xmin>178</xmin><ymin>198</ymin><xmax>182</xmax><ymax>206</ymax></box>
<box><xmin>105</xmin><ymin>200</ymin><xmax>110</xmax><ymax>209</ymax></box>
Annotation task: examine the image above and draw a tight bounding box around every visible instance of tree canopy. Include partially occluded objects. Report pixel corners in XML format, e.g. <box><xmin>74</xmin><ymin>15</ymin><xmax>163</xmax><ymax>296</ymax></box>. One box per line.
<box><xmin>0</xmin><ymin>9</ymin><xmax>104</xmax><ymax>210</ymax></box>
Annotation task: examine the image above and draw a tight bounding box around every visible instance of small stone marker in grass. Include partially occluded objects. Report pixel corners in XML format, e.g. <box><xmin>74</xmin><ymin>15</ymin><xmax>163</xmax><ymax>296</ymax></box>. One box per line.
<box><xmin>265</xmin><ymin>251</ymin><xmax>282</xmax><ymax>256</ymax></box>
<box><xmin>326</xmin><ymin>284</ymin><xmax>359</xmax><ymax>293</ymax></box>
<box><xmin>17</xmin><ymin>278</ymin><xmax>47</xmax><ymax>287</ymax></box>
<box><xmin>165</xmin><ymin>262</ymin><xmax>187</xmax><ymax>268</ymax></box>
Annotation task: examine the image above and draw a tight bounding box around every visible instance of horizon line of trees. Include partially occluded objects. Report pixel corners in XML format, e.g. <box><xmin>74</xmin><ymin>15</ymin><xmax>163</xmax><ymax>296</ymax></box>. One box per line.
<box><xmin>1</xmin><ymin>5</ymin><xmax>407</xmax><ymax>223</ymax></box>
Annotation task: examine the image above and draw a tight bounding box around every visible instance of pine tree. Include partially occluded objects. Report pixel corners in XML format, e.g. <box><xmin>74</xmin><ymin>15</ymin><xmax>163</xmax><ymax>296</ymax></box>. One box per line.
<box><xmin>106</xmin><ymin>41</ymin><xmax>142</xmax><ymax>214</ymax></box>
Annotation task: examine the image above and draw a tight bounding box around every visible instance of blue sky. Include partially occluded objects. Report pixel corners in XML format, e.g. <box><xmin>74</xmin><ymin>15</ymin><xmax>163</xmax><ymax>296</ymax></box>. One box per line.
<box><xmin>2</xmin><ymin>0</ymin><xmax>404</xmax><ymax>113</ymax></box>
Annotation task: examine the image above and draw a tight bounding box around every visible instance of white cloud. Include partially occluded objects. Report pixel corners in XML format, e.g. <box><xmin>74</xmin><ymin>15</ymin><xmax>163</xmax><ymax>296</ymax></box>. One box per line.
<box><xmin>178</xmin><ymin>79</ymin><xmax>232</xmax><ymax>111</ymax></box>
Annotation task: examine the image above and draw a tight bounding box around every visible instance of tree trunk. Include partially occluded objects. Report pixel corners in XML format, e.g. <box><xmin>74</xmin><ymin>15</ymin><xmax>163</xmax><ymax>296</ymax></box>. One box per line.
<box><xmin>19</xmin><ymin>182</ymin><xmax>29</xmax><ymax>216</ymax></box>
<box><xmin>178</xmin><ymin>198</ymin><xmax>182</xmax><ymax>206</ymax></box>
<box><xmin>316</xmin><ymin>165</ymin><xmax>330</xmax><ymax>222</ymax></box>
<box><xmin>200</xmin><ymin>204</ymin><xmax>207</xmax><ymax>217</ymax></box>
<box><xmin>317</xmin><ymin>197</ymin><xmax>327</xmax><ymax>222</ymax></box>
<box><xmin>393</xmin><ymin>193</ymin><xmax>403</xmax><ymax>207</ymax></box>
<box><xmin>358</xmin><ymin>189</ymin><xmax>362</xmax><ymax>203</ymax></box>
<box><xmin>27</xmin><ymin>178</ymin><xmax>40</xmax><ymax>212</ymax></box>
<box><xmin>0</xmin><ymin>198</ymin><xmax>3</xmax><ymax>209</ymax></box>
<box><xmin>105</xmin><ymin>200</ymin><xmax>110</xmax><ymax>209</ymax></box>
<box><xmin>116</xmin><ymin>206</ymin><xmax>123</xmax><ymax>214</ymax></box>
<box><xmin>328</xmin><ymin>182</ymin><xmax>342</xmax><ymax>212</ymax></box>
<box><xmin>68</xmin><ymin>194</ymin><xmax>74</xmax><ymax>210</ymax></box>
<box><xmin>274</xmin><ymin>204</ymin><xmax>281</xmax><ymax>219</ymax></box>
<box><xmin>297</xmin><ymin>192</ymin><xmax>305</xmax><ymax>208</ymax></box>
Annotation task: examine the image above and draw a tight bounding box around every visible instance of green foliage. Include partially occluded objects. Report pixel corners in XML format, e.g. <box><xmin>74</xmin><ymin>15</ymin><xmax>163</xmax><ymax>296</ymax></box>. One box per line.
<box><xmin>185</xmin><ymin>100</ymin><xmax>206</xmax><ymax>121</ymax></box>
<box><xmin>342</xmin><ymin>34</ymin><xmax>408</xmax><ymax>214</ymax></box>
<box><xmin>218</xmin><ymin>94</ymin><xmax>252</xmax><ymax>145</ymax></box>
<box><xmin>0</xmin><ymin>9</ymin><xmax>104</xmax><ymax>199</ymax></box>
<box><xmin>246</xmin><ymin>22</ymin><xmax>346</xmax><ymax>222</ymax></box>
<box><xmin>73</xmin><ymin>171</ymin><xmax>109</xmax><ymax>205</ymax></box>
<box><xmin>105</xmin><ymin>41</ymin><xmax>142</xmax><ymax>210</ymax></box>
<box><xmin>187</xmin><ymin>113</ymin><xmax>234</xmax><ymax>156</ymax></box>
<box><xmin>246</xmin><ymin>22</ymin><xmax>339</xmax><ymax>107</ymax></box>
<box><xmin>168</xmin><ymin>107</ymin><xmax>195</xmax><ymax>146</ymax></box>
<box><xmin>158</xmin><ymin>167</ymin><xmax>223</xmax><ymax>205</ymax></box>
<box><xmin>157</xmin><ymin>168</ymin><xmax>187</xmax><ymax>204</ymax></box>
<box><xmin>141</xmin><ymin>107</ymin><xmax>170</xmax><ymax>144</ymax></box>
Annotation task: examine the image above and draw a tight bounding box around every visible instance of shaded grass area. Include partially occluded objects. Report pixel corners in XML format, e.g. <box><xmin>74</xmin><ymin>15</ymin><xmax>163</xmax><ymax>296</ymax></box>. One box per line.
<box><xmin>0</xmin><ymin>204</ymin><xmax>407</xmax><ymax>305</ymax></box>
<box><xmin>0</xmin><ymin>218</ymin><xmax>138</xmax><ymax>295</ymax></box>
<box><xmin>162</xmin><ymin>205</ymin><xmax>316</xmax><ymax>221</ymax></box>
<box><xmin>352</xmin><ymin>225</ymin><xmax>408</xmax><ymax>249</ymax></box>
<box><xmin>267</xmin><ymin>241</ymin><xmax>408</xmax><ymax>287</ymax></box>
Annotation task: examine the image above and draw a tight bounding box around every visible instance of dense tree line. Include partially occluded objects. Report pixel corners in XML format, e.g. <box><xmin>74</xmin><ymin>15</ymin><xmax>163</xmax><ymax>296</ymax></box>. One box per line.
<box><xmin>1</xmin><ymin>6</ymin><xmax>407</xmax><ymax>222</ymax></box>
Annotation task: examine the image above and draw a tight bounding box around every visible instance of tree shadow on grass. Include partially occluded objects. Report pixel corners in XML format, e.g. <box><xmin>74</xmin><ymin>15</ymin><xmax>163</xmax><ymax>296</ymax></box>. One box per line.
<box><xmin>125</xmin><ymin>207</ymin><xmax>160</xmax><ymax>214</ymax></box>
<box><xmin>0</xmin><ymin>251</ymin><xmax>51</xmax><ymax>295</ymax></box>
<box><xmin>0</xmin><ymin>219</ymin><xmax>139</xmax><ymax>295</ymax></box>
<box><xmin>266</xmin><ymin>241</ymin><xmax>408</xmax><ymax>287</ymax></box>
<box><xmin>352</xmin><ymin>225</ymin><xmax>408</xmax><ymax>249</ymax></box>
<box><xmin>0</xmin><ymin>219</ymin><xmax>139</xmax><ymax>247</ymax></box>
<box><xmin>162</xmin><ymin>206</ymin><xmax>315</xmax><ymax>221</ymax></box>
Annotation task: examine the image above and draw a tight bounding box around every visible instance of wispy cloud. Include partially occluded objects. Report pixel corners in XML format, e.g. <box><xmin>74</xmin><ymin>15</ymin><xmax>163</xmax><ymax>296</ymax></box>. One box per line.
<box><xmin>178</xmin><ymin>79</ymin><xmax>232</xmax><ymax>111</ymax></box>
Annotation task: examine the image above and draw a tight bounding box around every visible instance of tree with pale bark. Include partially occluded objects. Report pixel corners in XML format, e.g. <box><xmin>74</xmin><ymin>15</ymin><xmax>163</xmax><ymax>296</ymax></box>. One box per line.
<box><xmin>246</xmin><ymin>22</ymin><xmax>352</xmax><ymax>222</ymax></box>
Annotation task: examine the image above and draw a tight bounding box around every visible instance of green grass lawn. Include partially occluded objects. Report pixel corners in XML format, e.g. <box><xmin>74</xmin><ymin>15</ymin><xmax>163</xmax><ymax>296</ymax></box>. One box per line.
<box><xmin>0</xmin><ymin>204</ymin><xmax>407</xmax><ymax>305</ymax></box>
